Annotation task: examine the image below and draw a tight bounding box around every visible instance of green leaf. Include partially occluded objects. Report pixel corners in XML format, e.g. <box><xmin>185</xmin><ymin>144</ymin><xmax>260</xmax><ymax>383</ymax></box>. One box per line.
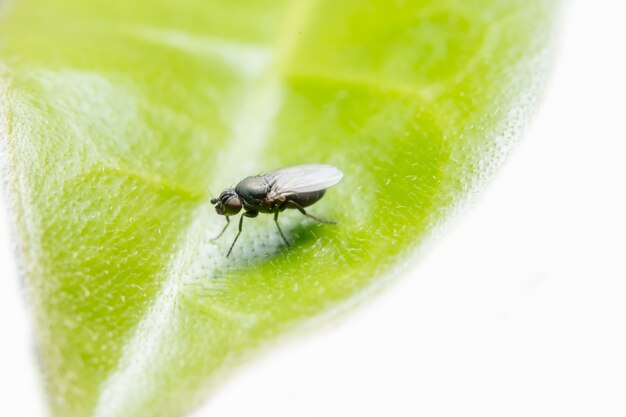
<box><xmin>0</xmin><ymin>0</ymin><xmax>555</xmax><ymax>416</ymax></box>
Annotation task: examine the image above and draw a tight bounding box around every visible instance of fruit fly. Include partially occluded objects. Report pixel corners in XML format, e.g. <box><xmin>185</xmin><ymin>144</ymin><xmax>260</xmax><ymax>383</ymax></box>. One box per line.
<box><xmin>210</xmin><ymin>164</ymin><xmax>343</xmax><ymax>257</ymax></box>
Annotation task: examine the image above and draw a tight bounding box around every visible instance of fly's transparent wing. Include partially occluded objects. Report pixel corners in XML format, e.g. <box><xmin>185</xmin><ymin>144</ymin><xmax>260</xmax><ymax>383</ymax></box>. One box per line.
<box><xmin>267</xmin><ymin>164</ymin><xmax>343</xmax><ymax>196</ymax></box>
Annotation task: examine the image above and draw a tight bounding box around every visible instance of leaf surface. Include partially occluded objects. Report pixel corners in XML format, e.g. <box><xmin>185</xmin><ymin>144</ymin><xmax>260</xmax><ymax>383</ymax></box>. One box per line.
<box><xmin>0</xmin><ymin>1</ymin><xmax>555</xmax><ymax>416</ymax></box>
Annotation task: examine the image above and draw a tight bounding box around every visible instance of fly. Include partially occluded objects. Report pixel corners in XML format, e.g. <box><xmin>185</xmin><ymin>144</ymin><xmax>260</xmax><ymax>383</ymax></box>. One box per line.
<box><xmin>210</xmin><ymin>164</ymin><xmax>344</xmax><ymax>257</ymax></box>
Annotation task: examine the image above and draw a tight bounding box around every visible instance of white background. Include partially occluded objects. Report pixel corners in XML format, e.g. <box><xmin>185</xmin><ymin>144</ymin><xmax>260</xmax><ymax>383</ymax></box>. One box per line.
<box><xmin>2</xmin><ymin>1</ymin><xmax>625</xmax><ymax>415</ymax></box>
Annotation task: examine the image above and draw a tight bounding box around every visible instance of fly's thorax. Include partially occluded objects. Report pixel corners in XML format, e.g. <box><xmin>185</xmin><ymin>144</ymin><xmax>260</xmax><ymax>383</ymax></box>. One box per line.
<box><xmin>234</xmin><ymin>175</ymin><xmax>273</xmax><ymax>207</ymax></box>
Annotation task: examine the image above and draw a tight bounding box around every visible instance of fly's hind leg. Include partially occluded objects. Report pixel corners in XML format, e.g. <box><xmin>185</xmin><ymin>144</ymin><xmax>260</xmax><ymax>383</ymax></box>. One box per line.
<box><xmin>227</xmin><ymin>211</ymin><xmax>257</xmax><ymax>258</ymax></box>
<box><xmin>274</xmin><ymin>211</ymin><xmax>291</xmax><ymax>248</ymax></box>
<box><xmin>285</xmin><ymin>201</ymin><xmax>337</xmax><ymax>225</ymax></box>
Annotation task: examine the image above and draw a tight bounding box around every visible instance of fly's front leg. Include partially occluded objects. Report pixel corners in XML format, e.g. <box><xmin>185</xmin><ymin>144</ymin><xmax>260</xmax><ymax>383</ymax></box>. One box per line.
<box><xmin>211</xmin><ymin>216</ymin><xmax>230</xmax><ymax>241</ymax></box>
<box><xmin>274</xmin><ymin>211</ymin><xmax>291</xmax><ymax>248</ymax></box>
<box><xmin>227</xmin><ymin>211</ymin><xmax>258</xmax><ymax>258</ymax></box>
<box><xmin>286</xmin><ymin>201</ymin><xmax>337</xmax><ymax>225</ymax></box>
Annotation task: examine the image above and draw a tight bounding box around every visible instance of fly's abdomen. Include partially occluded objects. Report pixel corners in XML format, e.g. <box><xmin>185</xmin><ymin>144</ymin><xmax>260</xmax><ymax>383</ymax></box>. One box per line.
<box><xmin>285</xmin><ymin>190</ymin><xmax>326</xmax><ymax>208</ymax></box>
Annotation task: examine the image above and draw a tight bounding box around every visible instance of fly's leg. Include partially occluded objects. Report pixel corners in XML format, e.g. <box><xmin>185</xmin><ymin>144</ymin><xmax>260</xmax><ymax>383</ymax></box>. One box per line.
<box><xmin>286</xmin><ymin>201</ymin><xmax>337</xmax><ymax>225</ymax></box>
<box><xmin>211</xmin><ymin>216</ymin><xmax>230</xmax><ymax>241</ymax></box>
<box><xmin>274</xmin><ymin>211</ymin><xmax>291</xmax><ymax>248</ymax></box>
<box><xmin>227</xmin><ymin>211</ymin><xmax>258</xmax><ymax>258</ymax></box>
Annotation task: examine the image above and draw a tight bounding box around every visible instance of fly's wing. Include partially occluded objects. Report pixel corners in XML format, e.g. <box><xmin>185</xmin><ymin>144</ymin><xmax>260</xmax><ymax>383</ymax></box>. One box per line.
<box><xmin>267</xmin><ymin>164</ymin><xmax>343</xmax><ymax>196</ymax></box>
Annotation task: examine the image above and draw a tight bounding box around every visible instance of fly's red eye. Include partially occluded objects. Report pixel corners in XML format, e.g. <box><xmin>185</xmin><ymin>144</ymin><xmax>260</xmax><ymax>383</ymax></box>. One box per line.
<box><xmin>223</xmin><ymin>196</ymin><xmax>242</xmax><ymax>215</ymax></box>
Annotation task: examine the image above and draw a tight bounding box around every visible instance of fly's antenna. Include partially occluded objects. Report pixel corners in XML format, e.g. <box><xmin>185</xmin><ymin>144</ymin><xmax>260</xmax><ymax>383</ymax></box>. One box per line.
<box><xmin>206</xmin><ymin>183</ymin><xmax>219</xmax><ymax>205</ymax></box>
<box><xmin>204</xmin><ymin>182</ymin><xmax>215</xmax><ymax>199</ymax></box>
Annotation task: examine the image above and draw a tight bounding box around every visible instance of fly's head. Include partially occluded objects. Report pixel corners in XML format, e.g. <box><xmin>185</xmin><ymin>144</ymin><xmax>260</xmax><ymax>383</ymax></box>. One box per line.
<box><xmin>211</xmin><ymin>189</ymin><xmax>242</xmax><ymax>216</ymax></box>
